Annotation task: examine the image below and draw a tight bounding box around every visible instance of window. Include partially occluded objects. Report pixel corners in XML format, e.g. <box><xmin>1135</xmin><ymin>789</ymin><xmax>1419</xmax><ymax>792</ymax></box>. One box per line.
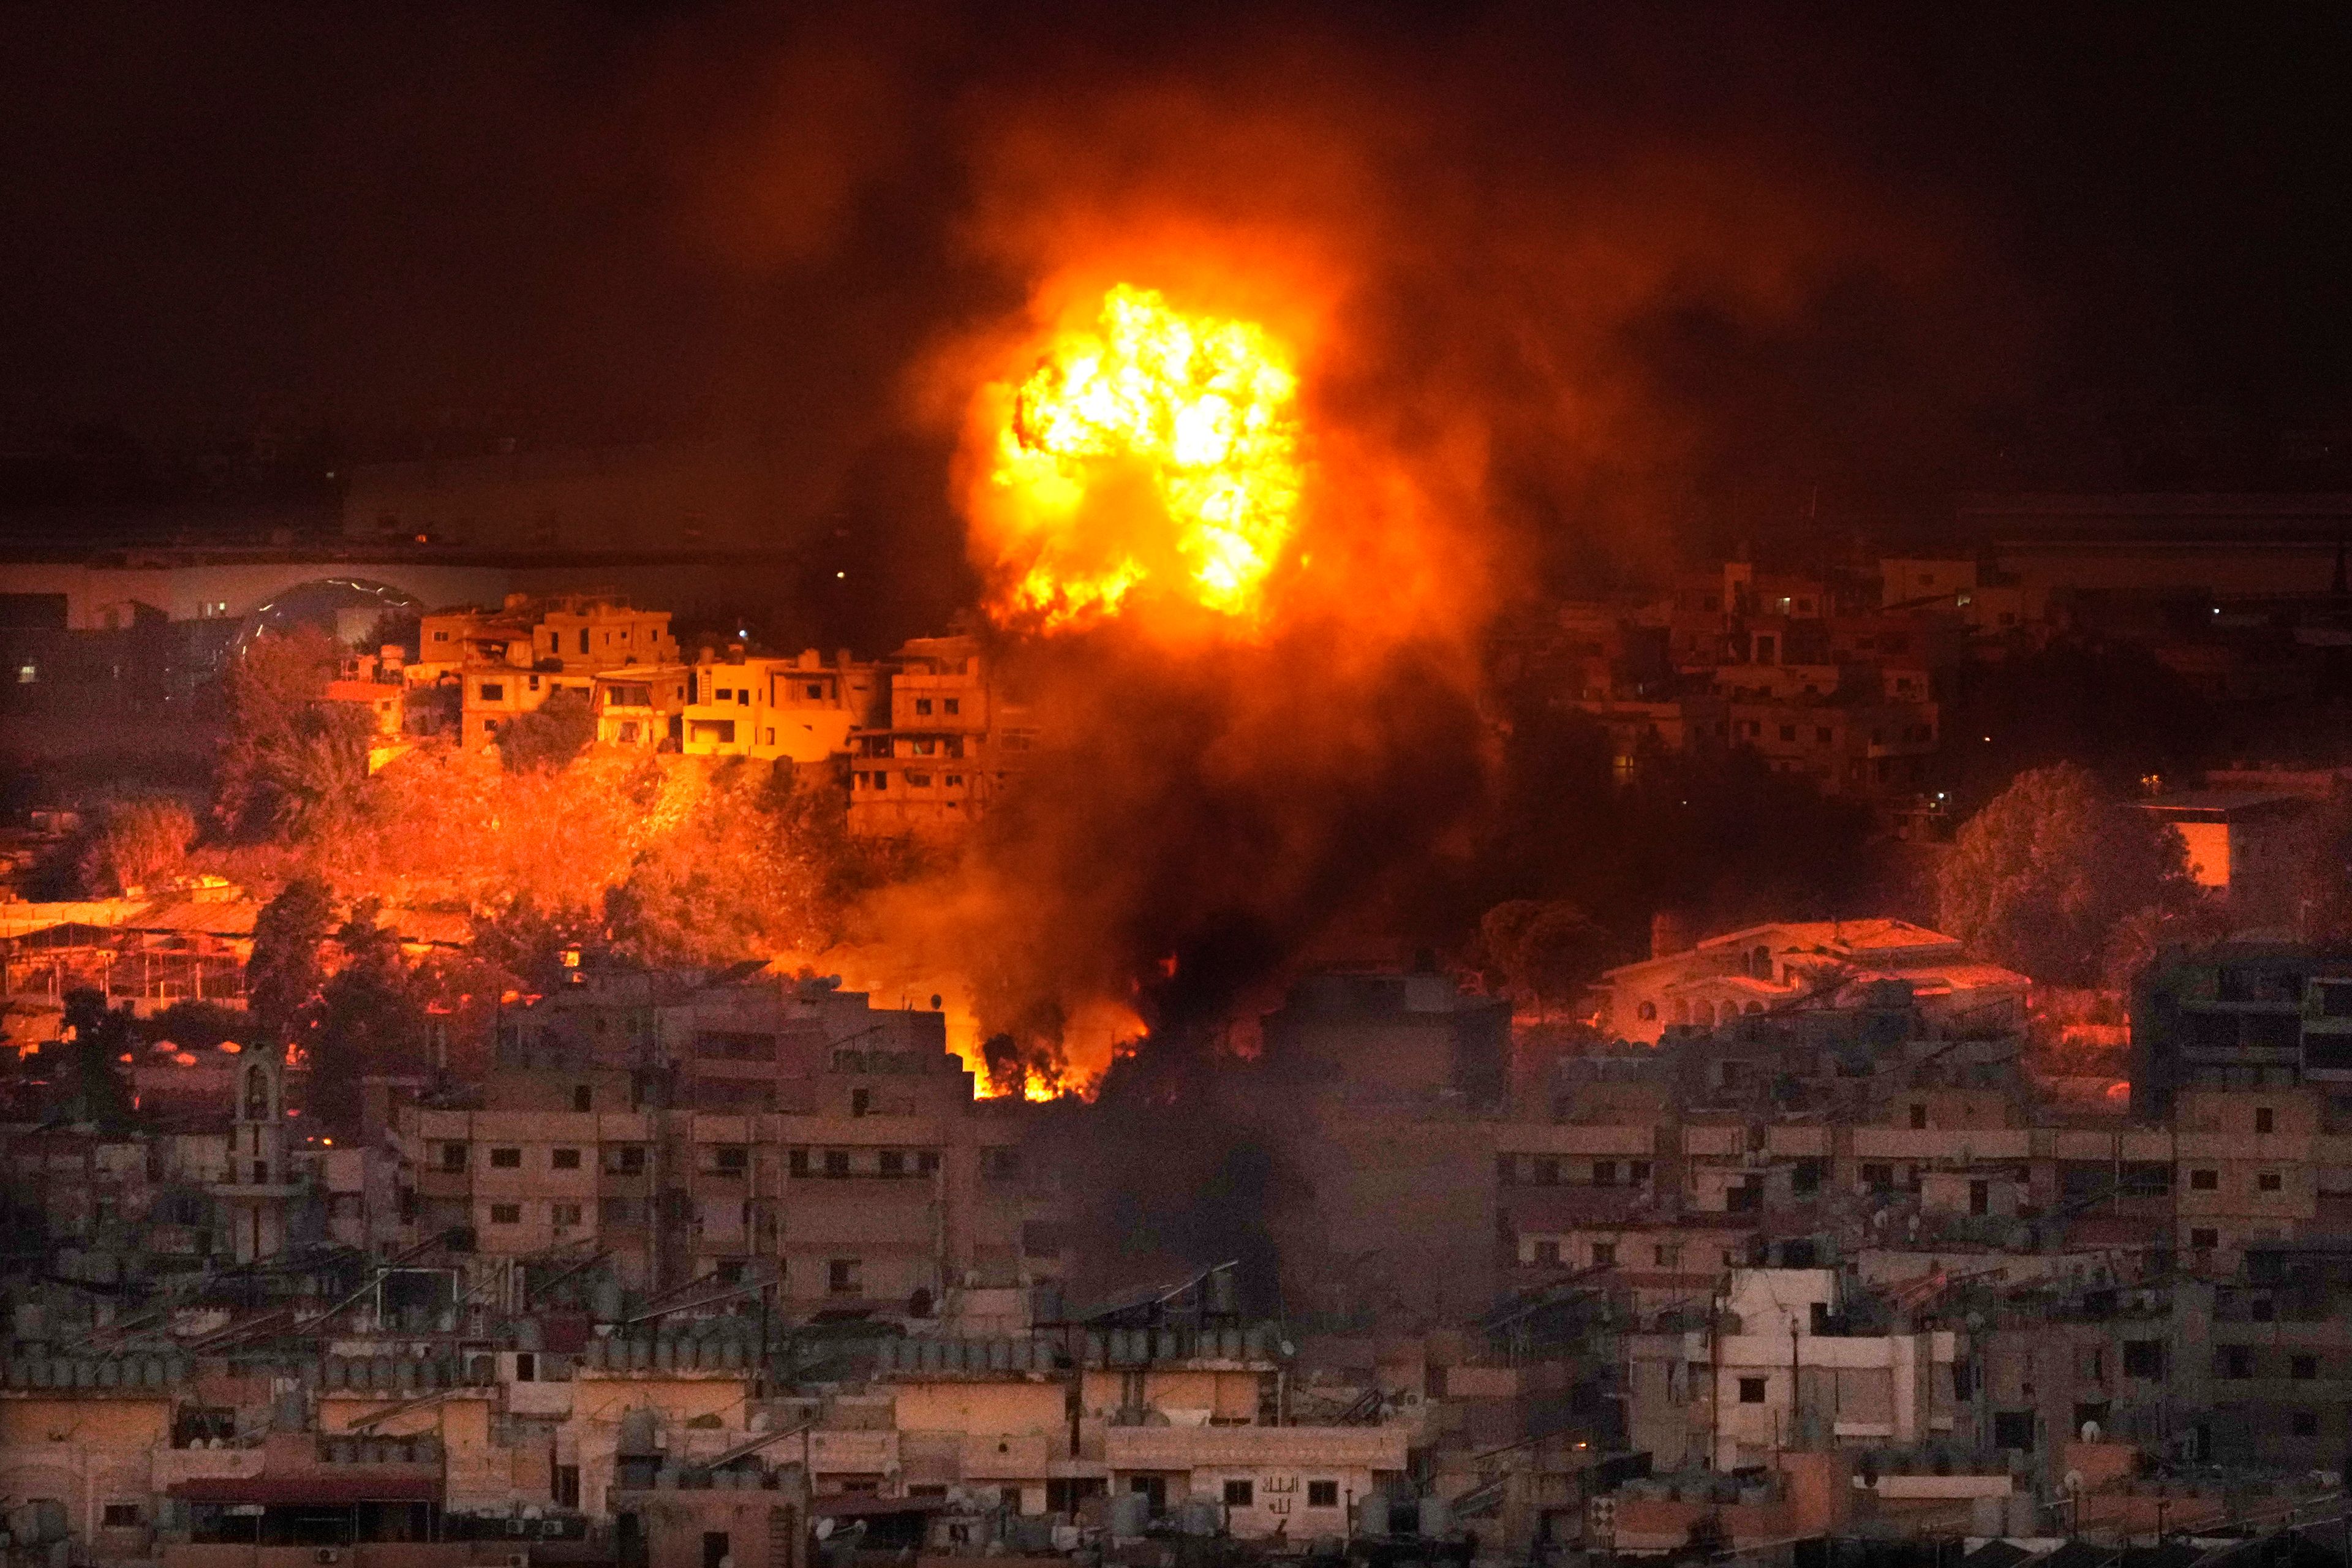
<box><xmin>827</xmin><ymin>1258</ymin><xmax>861</xmax><ymax>1295</ymax></box>
<box><xmin>2190</xmin><ymin>1169</ymin><xmax>2218</xmax><ymax>1191</ymax></box>
<box><xmin>2218</xmin><ymin>1347</ymin><xmax>2253</xmax><ymax>1379</ymax></box>
<box><xmin>440</xmin><ymin>1142</ymin><xmax>468</xmax><ymax>1172</ymax></box>
<box><xmin>1496</xmin><ymin>1154</ymin><xmax>1520</xmax><ymax>1186</ymax></box>
<box><xmin>1909</xmin><ymin>1104</ymin><xmax>1928</xmax><ymax>1129</ymax></box>
<box><xmin>1532</xmin><ymin>1156</ymin><xmax>1561</xmax><ymax>1186</ymax></box>
<box><xmin>2294</xmin><ymin>1355</ymin><xmax>2319</xmax><ymax>1381</ymax></box>
<box><xmin>479</xmin><ymin>682</ymin><xmax>505</xmax><ymax>702</ymax></box>
<box><xmin>2124</xmin><ymin>1341</ymin><xmax>2163</xmax><ymax>1379</ymax></box>
<box><xmin>2257</xmin><ymin>1106</ymin><xmax>2275</xmax><ymax>1134</ymax></box>
<box><xmin>1309</xmin><ymin>1481</ymin><xmax>1338</xmax><ymax>1509</ymax></box>
<box><xmin>806</xmin><ymin>683</ymin><xmax>824</xmax><ymax>699</ymax></box>
<box><xmin>579</xmin><ymin>628</ymin><xmax>590</xmax><ymax>654</ymax></box>
<box><xmin>489</xmin><ymin>1204</ymin><xmax>521</xmax><ymax>1224</ymax></box>
<box><xmin>944</xmin><ymin>698</ymin><xmax>960</xmax><ymax>715</ymax></box>
<box><xmin>915</xmin><ymin>698</ymin><xmax>933</xmax><ymax>715</ymax></box>
<box><xmin>714</xmin><ymin>1145</ymin><xmax>748</xmax><ymax>1174</ymax></box>
<box><xmin>1779</xmin><ymin>725</ymin><xmax>1797</xmax><ymax>742</ymax></box>
<box><xmin>851</xmin><ymin>1088</ymin><xmax>872</xmax><ymax>1117</ymax></box>
<box><xmin>2192</xmin><ymin>1227</ymin><xmax>2219</xmax><ymax>1250</ymax></box>
<box><xmin>877</xmin><ymin>1150</ymin><xmax>905</xmax><ymax>1177</ymax></box>
<box><xmin>102</xmin><ymin>1504</ymin><xmax>143</xmax><ymax>1528</ymax></box>
<box><xmin>2294</xmin><ymin>1409</ymin><xmax>2320</xmax><ymax>1438</ymax></box>
<box><xmin>1861</xmin><ymin>1163</ymin><xmax>1893</xmax><ymax>1193</ymax></box>
<box><xmin>824</xmin><ymin>1149</ymin><xmax>850</xmax><ymax>1177</ymax></box>
<box><xmin>1223</xmin><ymin>1480</ymin><xmax>1254</xmax><ymax>1507</ymax></box>
<box><xmin>1634</xmin><ymin>1001</ymin><xmax>1656</xmax><ymax>1021</ymax></box>
<box><xmin>789</xmin><ymin>1148</ymin><xmax>810</xmax><ymax>1177</ymax></box>
<box><xmin>490</xmin><ymin>1147</ymin><xmax>522</xmax><ymax>1169</ymax></box>
<box><xmin>918</xmin><ymin>1150</ymin><xmax>940</xmax><ymax>1175</ymax></box>
<box><xmin>1738</xmin><ymin>1377</ymin><xmax>1766</xmax><ymax>1404</ymax></box>
<box><xmin>613</xmin><ymin>1144</ymin><xmax>646</xmax><ymax>1174</ymax></box>
<box><xmin>1992</xmin><ymin>1411</ymin><xmax>2035</xmax><ymax>1451</ymax></box>
<box><xmin>552</xmin><ymin>1148</ymin><xmax>582</xmax><ymax>1169</ymax></box>
<box><xmin>1593</xmin><ymin>1160</ymin><xmax>1619</xmax><ymax>1187</ymax></box>
<box><xmin>2260</xmin><ymin>1171</ymin><xmax>2283</xmax><ymax>1193</ymax></box>
<box><xmin>556</xmin><ymin>1464</ymin><xmax>580</xmax><ymax>1509</ymax></box>
<box><xmin>1591</xmin><ymin>1242</ymin><xmax>1617</xmax><ymax>1267</ymax></box>
<box><xmin>1656</xmin><ymin>1244</ymin><xmax>1681</xmax><ymax>1268</ymax></box>
<box><xmin>552</xmin><ymin>1202</ymin><xmax>581</xmax><ymax>1229</ymax></box>
<box><xmin>2122</xmin><ymin>1161</ymin><xmax>2171</xmax><ymax>1197</ymax></box>
<box><xmin>573</xmin><ymin>1085</ymin><xmax>593</xmax><ymax>1112</ymax></box>
<box><xmin>1532</xmin><ymin>1240</ymin><xmax>1559</xmax><ymax>1266</ymax></box>
<box><xmin>983</xmin><ymin>1147</ymin><xmax>1023</xmax><ymax>1180</ymax></box>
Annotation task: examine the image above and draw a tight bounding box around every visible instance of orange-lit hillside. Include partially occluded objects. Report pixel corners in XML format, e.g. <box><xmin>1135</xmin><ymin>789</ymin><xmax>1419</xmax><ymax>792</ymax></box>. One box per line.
<box><xmin>979</xmin><ymin>285</ymin><xmax>1303</xmax><ymax>632</ymax></box>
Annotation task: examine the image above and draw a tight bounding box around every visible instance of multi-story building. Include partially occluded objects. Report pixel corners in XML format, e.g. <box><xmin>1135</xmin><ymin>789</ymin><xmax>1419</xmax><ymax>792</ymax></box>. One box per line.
<box><xmin>1594</xmin><ymin>918</ymin><xmax>2028</xmax><ymax>1046</ymax></box>
<box><xmin>847</xmin><ymin>637</ymin><xmax>1038</xmax><ymax>838</ymax></box>
<box><xmin>413</xmin><ymin>592</ymin><xmax>678</xmax><ymax>750</ymax></box>
<box><xmin>396</xmin><ymin>968</ymin><xmax>1068</xmax><ymax>1314</ymax></box>
<box><xmin>677</xmin><ymin>646</ymin><xmax>883</xmax><ymax>764</ymax></box>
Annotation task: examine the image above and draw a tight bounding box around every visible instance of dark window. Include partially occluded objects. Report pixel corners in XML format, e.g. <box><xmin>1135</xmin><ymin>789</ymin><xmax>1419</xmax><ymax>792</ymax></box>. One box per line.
<box><xmin>2257</xmin><ymin>1106</ymin><xmax>2276</xmax><ymax>1134</ymax></box>
<box><xmin>573</xmin><ymin>1085</ymin><xmax>593</xmax><ymax>1112</ymax></box>
<box><xmin>827</xmin><ymin>1259</ymin><xmax>861</xmax><ymax>1294</ymax></box>
<box><xmin>1593</xmin><ymin>1160</ymin><xmax>1618</xmax><ymax>1187</ymax></box>
<box><xmin>1532</xmin><ymin>1240</ymin><xmax>1560</xmax><ymax>1266</ymax></box>
<box><xmin>703</xmin><ymin>1532</ymin><xmax>729</xmax><ymax>1568</ymax></box>
<box><xmin>1532</xmin><ymin>1156</ymin><xmax>1561</xmax><ymax>1186</ymax></box>
<box><xmin>102</xmin><ymin>1504</ymin><xmax>142</xmax><ymax>1528</ymax></box>
<box><xmin>489</xmin><ymin>1204</ymin><xmax>521</xmax><ymax>1224</ymax></box>
<box><xmin>851</xmin><ymin>1088</ymin><xmax>872</xmax><ymax>1117</ymax></box>
<box><xmin>880</xmin><ymin>1150</ymin><xmax>905</xmax><ymax>1177</ymax></box>
<box><xmin>2122</xmin><ymin>1162</ymin><xmax>2171</xmax><ymax>1197</ymax></box>
<box><xmin>2261</xmin><ymin>1172</ymin><xmax>2283</xmax><ymax>1192</ymax></box>
<box><xmin>441</xmin><ymin>1143</ymin><xmax>467</xmax><ymax>1172</ymax></box>
<box><xmin>714</xmin><ymin>1145</ymin><xmax>748</xmax><ymax>1174</ymax></box>
<box><xmin>2219</xmin><ymin>1347</ymin><xmax>2253</xmax><ymax>1379</ymax></box>
<box><xmin>1591</xmin><ymin>1242</ymin><xmax>1617</xmax><ymax>1267</ymax></box>
<box><xmin>984</xmin><ymin>1147</ymin><xmax>1022</xmax><ymax>1180</ymax></box>
<box><xmin>1738</xmin><ymin>1378</ymin><xmax>1766</xmax><ymax>1404</ymax></box>
<box><xmin>918</xmin><ymin>1150</ymin><xmax>940</xmax><ymax>1175</ymax></box>
<box><xmin>490</xmin><ymin>1147</ymin><xmax>521</xmax><ymax>1169</ymax></box>
<box><xmin>1862</xmin><ymin>1163</ymin><xmax>1893</xmax><ymax>1193</ymax></box>
<box><xmin>824</xmin><ymin>1149</ymin><xmax>850</xmax><ymax>1177</ymax></box>
<box><xmin>2191</xmin><ymin>1169</ymin><xmax>2218</xmax><ymax>1191</ymax></box>
<box><xmin>1223</xmin><ymin>1480</ymin><xmax>1254</xmax><ymax>1507</ymax></box>
<box><xmin>614</xmin><ymin>1145</ymin><xmax>646</xmax><ymax>1173</ymax></box>
<box><xmin>2294</xmin><ymin>1410</ymin><xmax>2320</xmax><ymax>1437</ymax></box>
<box><xmin>944</xmin><ymin>698</ymin><xmax>960</xmax><ymax>715</ymax></box>
<box><xmin>2192</xmin><ymin>1227</ymin><xmax>2220</xmax><ymax>1251</ymax></box>
<box><xmin>552</xmin><ymin>1148</ymin><xmax>581</xmax><ymax>1169</ymax></box>
<box><xmin>1992</xmin><ymin>1411</ymin><xmax>2035</xmax><ymax>1451</ymax></box>
<box><xmin>2124</xmin><ymin>1341</ymin><xmax>2163</xmax><ymax>1378</ymax></box>
<box><xmin>915</xmin><ymin>698</ymin><xmax>933</xmax><ymax>715</ymax></box>
<box><xmin>788</xmin><ymin>1148</ymin><xmax>810</xmax><ymax>1177</ymax></box>
<box><xmin>1909</xmin><ymin>1104</ymin><xmax>1928</xmax><ymax>1129</ymax></box>
<box><xmin>1496</xmin><ymin>1154</ymin><xmax>1519</xmax><ymax>1185</ymax></box>
<box><xmin>2294</xmin><ymin>1355</ymin><xmax>2319</xmax><ymax>1381</ymax></box>
<box><xmin>1309</xmin><ymin>1481</ymin><xmax>1339</xmax><ymax>1509</ymax></box>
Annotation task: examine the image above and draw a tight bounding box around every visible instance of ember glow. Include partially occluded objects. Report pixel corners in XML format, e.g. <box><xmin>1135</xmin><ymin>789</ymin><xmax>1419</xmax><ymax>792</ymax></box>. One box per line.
<box><xmin>981</xmin><ymin>285</ymin><xmax>1303</xmax><ymax>632</ymax></box>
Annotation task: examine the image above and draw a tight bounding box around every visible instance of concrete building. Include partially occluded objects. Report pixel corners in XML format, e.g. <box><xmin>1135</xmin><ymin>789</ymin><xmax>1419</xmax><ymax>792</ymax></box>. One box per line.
<box><xmin>846</xmin><ymin>638</ymin><xmax>1036</xmax><ymax>839</ymax></box>
<box><xmin>1596</xmin><ymin>918</ymin><xmax>2028</xmax><ymax>1046</ymax></box>
<box><xmin>2132</xmin><ymin>789</ymin><xmax>2312</xmax><ymax>914</ymax></box>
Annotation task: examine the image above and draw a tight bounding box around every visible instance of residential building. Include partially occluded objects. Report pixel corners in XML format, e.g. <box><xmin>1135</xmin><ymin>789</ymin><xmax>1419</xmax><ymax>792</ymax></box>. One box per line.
<box><xmin>847</xmin><ymin>637</ymin><xmax>1038</xmax><ymax>838</ymax></box>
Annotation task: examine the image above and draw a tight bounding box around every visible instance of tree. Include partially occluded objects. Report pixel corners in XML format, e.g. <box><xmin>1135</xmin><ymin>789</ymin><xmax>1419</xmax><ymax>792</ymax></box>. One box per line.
<box><xmin>247</xmin><ymin>875</ymin><xmax>333</xmax><ymax>1046</ymax></box>
<box><xmin>216</xmin><ymin>626</ymin><xmax>370</xmax><ymax>839</ymax></box>
<box><xmin>496</xmin><ymin>688</ymin><xmax>597</xmax><ymax>774</ymax></box>
<box><xmin>1937</xmin><ymin>763</ymin><xmax>2197</xmax><ymax>987</ymax></box>
<box><xmin>310</xmin><ymin>899</ymin><xmax>428</xmax><ymax>1129</ymax></box>
<box><xmin>1480</xmin><ymin>897</ymin><xmax>1613</xmax><ymax>1017</ymax></box>
<box><xmin>75</xmin><ymin>796</ymin><xmax>197</xmax><ymax>895</ymax></box>
<box><xmin>57</xmin><ymin>989</ymin><xmax>135</xmax><ymax>1128</ymax></box>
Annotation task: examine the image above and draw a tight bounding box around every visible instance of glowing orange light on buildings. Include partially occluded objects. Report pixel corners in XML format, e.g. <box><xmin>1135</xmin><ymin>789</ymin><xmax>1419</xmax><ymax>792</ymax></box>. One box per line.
<box><xmin>173</xmin><ymin>1052</ymin><xmax>197</xmax><ymax>1066</ymax></box>
<box><xmin>979</xmin><ymin>285</ymin><xmax>1303</xmax><ymax>632</ymax></box>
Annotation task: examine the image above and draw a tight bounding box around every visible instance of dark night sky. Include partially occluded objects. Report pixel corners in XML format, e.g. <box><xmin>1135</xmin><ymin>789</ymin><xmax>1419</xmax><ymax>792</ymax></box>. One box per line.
<box><xmin>7</xmin><ymin>2</ymin><xmax>2352</xmax><ymax>517</ymax></box>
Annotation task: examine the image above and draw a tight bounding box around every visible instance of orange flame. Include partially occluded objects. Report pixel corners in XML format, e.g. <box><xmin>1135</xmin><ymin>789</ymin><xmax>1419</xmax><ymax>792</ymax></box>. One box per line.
<box><xmin>980</xmin><ymin>285</ymin><xmax>1303</xmax><ymax>631</ymax></box>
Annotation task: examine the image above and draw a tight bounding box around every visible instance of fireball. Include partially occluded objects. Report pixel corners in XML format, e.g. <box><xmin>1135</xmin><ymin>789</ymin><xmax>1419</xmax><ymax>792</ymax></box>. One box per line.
<box><xmin>981</xmin><ymin>285</ymin><xmax>1303</xmax><ymax>631</ymax></box>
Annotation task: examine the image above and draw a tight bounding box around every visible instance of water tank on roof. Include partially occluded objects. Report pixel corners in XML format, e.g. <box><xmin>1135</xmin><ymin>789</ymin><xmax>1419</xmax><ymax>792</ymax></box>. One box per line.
<box><xmin>593</xmin><ymin>1278</ymin><xmax>625</xmax><ymax>1322</ymax></box>
<box><xmin>619</xmin><ymin>1408</ymin><xmax>660</xmax><ymax>1456</ymax></box>
<box><xmin>1109</xmin><ymin>1492</ymin><xmax>1149</xmax><ymax>1539</ymax></box>
<box><xmin>1971</xmin><ymin>1496</ymin><xmax>2005</xmax><ymax>1537</ymax></box>
<box><xmin>1178</xmin><ymin>1497</ymin><xmax>1221</xmax><ymax>1537</ymax></box>
<box><xmin>1419</xmin><ymin>1496</ymin><xmax>1452</xmax><ymax>1538</ymax></box>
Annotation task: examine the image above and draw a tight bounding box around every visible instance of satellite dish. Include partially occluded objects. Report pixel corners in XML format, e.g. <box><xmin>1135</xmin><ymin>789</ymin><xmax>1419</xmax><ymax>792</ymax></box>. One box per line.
<box><xmin>2064</xmin><ymin>1469</ymin><xmax>2087</xmax><ymax>1494</ymax></box>
<box><xmin>2081</xmin><ymin>1422</ymin><xmax>2103</xmax><ymax>1442</ymax></box>
<box><xmin>815</xmin><ymin>1520</ymin><xmax>837</xmax><ymax>1542</ymax></box>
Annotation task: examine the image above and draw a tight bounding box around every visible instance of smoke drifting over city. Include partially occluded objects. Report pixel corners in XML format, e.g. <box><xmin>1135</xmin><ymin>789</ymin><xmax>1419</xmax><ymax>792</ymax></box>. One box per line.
<box><xmin>15</xmin><ymin>10</ymin><xmax>2352</xmax><ymax>1568</ymax></box>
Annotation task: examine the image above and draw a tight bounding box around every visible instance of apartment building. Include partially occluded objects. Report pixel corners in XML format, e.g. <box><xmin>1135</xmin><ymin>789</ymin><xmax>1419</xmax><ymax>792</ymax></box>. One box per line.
<box><xmin>1595</xmin><ymin>918</ymin><xmax>2027</xmax><ymax>1045</ymax></box>
<box><xmin>847</xmin><ymin>636</ymin><xmax>1038</xmax><ymax>839</ymax></box>
<box><xmin>396</xmin><ymin>967</ymin><xmax>1068</xmax><ymax>1313</ymax></box>
<box><xmin>677</xmin><ymin>646</ymin><xmax>883</xmax><ymax>764</ymax></box>
<box><xmin>412</xmin><ymin>592</ymin><xmax>677</xmax><ymax>749</ymax></box>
